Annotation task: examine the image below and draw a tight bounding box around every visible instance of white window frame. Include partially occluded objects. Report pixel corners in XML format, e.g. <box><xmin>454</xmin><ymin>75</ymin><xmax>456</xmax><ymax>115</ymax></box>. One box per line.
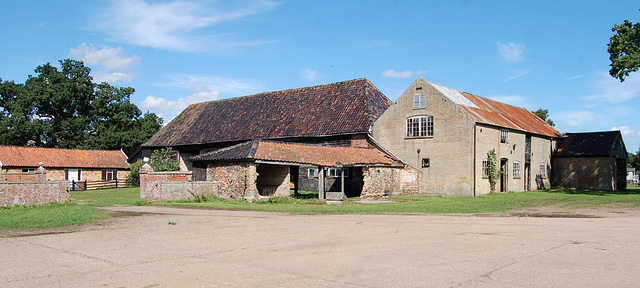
<box><xmin>406</xmin><ymin>116</ymin><xmax>434</xmax><ymax>138</ymax></box>
<box><xmin>482</xmin><ymin>159</ymin><xmax>489</xmax><ymax>178</ymax></box>
<box><xmin>513</xmin><ymin>161</ymin><xmax>521</xmax><ymax>179</ymax></box>
<box><xmin>413</xmin><ymin>94</ymin><xmax>426</xmax><ymax>109</ymax></box>
<box><xmin>308</xmin><ymin>168</ymin><xmax>317</xmax><ymax>178</ymax></box>
<box><xmin>328</xmin><ymin>168</ymin><xmax>349</xmax><ymax>178</ymax></box>
<box><xmin>103</xmin><ymin>169</ymin><xmax>116</xmax><ymax>181</ymax></box>
<box><xmin>501</xmin><ymin>130</ymin><xmax>509</xmax><ymax>143</ymax></box>
<box><xmin>539</xmin><ymin>163</ymin><xmax>547</xmax><ymax>179</ymax></box>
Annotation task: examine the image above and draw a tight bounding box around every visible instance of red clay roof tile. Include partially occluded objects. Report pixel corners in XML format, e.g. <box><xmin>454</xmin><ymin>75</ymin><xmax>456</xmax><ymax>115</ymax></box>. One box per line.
<box><xmin>0</xmin><ymin>146</ymin><xmax>130</xmax><ymax>169</ymax></box>
<box><xmin>192</xmin><ymin>140</ymin><xmax>396</xmax><ymax>167</ymax></box>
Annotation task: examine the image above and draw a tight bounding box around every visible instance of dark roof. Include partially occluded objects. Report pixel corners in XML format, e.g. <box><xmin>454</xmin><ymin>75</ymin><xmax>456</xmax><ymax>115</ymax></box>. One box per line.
<box><xmin>555</xmin><ymin>131</ymin><xmax>628</xmax><ymax>158</ymax></box>
<box><xmin>191</xmin><ymin>140</ymin><xmax>397</xmax><ymax>167</ymax></box>
<box><xmin>424</xmin><ymin>79</ymin><xmax>560</xmax><ymax>138</ymax></box>
<box><xmin>0</xmin><ymin>145</ymin><xmax>130</xmax><ymax>169</ymax></box>
<box><xmin>143</xmin><ymin>78</ymin><xmax>392</xmax><ymax>147</ymax></box>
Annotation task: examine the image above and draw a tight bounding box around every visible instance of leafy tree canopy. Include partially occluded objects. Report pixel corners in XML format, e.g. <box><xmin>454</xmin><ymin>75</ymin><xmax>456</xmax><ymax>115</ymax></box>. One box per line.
<box><xmin>532</xmin><ymin>108</ymin><xmax>555</xmax><ymax>127</ymax></box>
<box><xmin>0</xmin><ymin>59</ymin><xmax>162</xmax><ymax>155</ymax></box>
<box><xmin>608</xmin><ymin>18</ymin><xmax>640</xmax><ymax>82</ymax></box>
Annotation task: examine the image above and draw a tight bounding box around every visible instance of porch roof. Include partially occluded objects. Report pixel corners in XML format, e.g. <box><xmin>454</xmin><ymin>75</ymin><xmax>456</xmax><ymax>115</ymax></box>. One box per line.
<box><xmin>191</xmin><ymin>140</ymin><xmax>397</xmax><ymax>167</ymax></box>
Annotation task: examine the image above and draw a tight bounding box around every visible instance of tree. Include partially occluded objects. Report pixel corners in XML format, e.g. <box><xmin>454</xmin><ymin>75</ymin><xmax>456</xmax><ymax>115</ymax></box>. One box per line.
<box><xmin>629</xmin><ymin>147</ymin><xmax>640</xmax><ymax>171</ymax></box>
<box><xmin>486</xmin><ymin>149</ymin><xmax>500</xmax><ymax>193</ymax></box>
<box><xmin>532</xmin><ymin>108</ymin><xmax>555</xmax><ymax>127</ymax></box>
<box><xmin>0</xmin><ymin>59</ymin><xmax>162</xmax><ymax>155</ymax></box>
<box><xmin>149</xmin><ymin>147</ymin><xmax>180</xmax><ymax>172</ymax></box>
<box><xmin>608</xmin><ymin>18</ymin><xmax>640</xmax><ymax>82</ymax></box>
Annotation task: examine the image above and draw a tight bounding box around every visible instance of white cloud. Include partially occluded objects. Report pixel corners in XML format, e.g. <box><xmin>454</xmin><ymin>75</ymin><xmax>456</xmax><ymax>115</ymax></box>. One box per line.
<box><xmin>69</xmin><ymin>43</ymin><xmax>140</xmax><ymax>70</ymax></box>
<box><xmin>140</xmin><ymin>91</ymin><xmax>220</xmax><ymax>114</ymax></box>
<box><xmin>504</xmin><ymin>70</ymin><xmax>530</xmax><ymax>81</ymax></box>
<box><xmin>95</xmin><ymin>0</ymin><xmax>280</xmax><ymax>52</ymax></box>
<box><xmin>382</xmin><ymin>69</ymin><xmax>425</xmax><ymax>79</ymax></box>
<box><xmin>302</xmin><ymin>68</ymin><xmax>317</xmax><ymax>82</ymax></box>
<box><xmin>553</xmin><ymin>110</ymin><xmax>605</xmax><ymax>131</ymax></box>
<box><xmin>583</xmin><ymin>72</ymin><xmax>640</xmax><ymax>104</ymax></box>
<box><xmin>165</xmin><ymin>74</ymin><xmax>263</xmax><ymax>96</ymax></box>
<box><xmin>566</xmin><ymin>75</ymin><xmax>583</xmax><ymax>80</ymax></box>
<box><xmin>612</xmin><ymin>126</ymin><xmax>640</xmax><ymax>138</ymax></box>
<box><xmin>497</xmin><ymin>42</ymin><xmax>525</xmax><ymax>63</ymax></box>
<box><xmin>69</xmin><ymin>43</ymin><xmax>140</xmax><ymax>84</ymax></box>
<box><xmin>92</xmin><ymin>71</ymin><xmax>136</xmax><ymax>84</ymax></box>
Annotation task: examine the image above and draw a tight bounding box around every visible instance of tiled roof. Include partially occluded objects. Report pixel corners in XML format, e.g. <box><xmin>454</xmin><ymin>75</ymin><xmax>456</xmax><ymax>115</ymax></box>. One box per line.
<box><xmin>0</xmin><ymin>145</ymin><xmax>130</xmax><ymax>169</ymax></box>
<box><xmin>144</xmin><ymin>78</ymin><xmax>392</xmax><ymax>147</ymax></box>
<box><xmin>191</xmin><ymin>140</ymin><xmax>397</xmax><ymax>167</ymax></box>
<box><xmin>428</xmin><ymin>80</ymin><xmax>560</xmax><ymax>138</ymax></box>
<box><xmin>555</xmin><ymin>131</ymin><xmax>627</xmax><ymax>158</ymax></box>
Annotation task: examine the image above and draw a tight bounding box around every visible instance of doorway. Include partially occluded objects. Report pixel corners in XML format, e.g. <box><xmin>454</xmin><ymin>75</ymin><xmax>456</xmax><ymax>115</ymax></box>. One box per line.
<box><xmin>500</xmin><ymin>158</ymin><xmax>508</xmax><ymax>192</ymax></box>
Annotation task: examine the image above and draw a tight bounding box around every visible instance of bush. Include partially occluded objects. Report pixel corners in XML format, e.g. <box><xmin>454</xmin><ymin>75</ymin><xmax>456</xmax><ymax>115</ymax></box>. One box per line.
<box><xmin>126</xmin><ymin>160</ymin><xmax>144</xmax><ymax>187</ymax></box>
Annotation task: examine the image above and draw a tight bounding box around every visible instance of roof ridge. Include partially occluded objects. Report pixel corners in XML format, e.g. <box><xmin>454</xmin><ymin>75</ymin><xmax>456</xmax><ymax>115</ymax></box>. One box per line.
<box><xmin>185</xmin><ymin>78</ymin><xmax>370</xmax><ymax>107</ymax></box>
<box><xmin>0</xmin><ymin>145</ymin><xmax>123</xmax><ymax>153</ymax></box>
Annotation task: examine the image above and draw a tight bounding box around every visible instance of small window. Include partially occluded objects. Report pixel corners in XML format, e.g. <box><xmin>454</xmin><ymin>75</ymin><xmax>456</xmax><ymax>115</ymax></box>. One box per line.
<box><xmin>539</xmin><ymin>163</ymin><xmax>547</xmax><ymax>179</ymax></box>
<box><xmin>406</xmin><ymin>116</ymin><xmax>434</xmax><ymax>138</ymax></box>
<box><xmin>102</xmin><ymin>170</ymin><xmax>116</xmax><ymax>181</ymax></box>
<box><xmin>328</xmin><ymin>168</ymin><xmax>349</xmax><ymax>178</ymax></box>
<box><xmin>413</xmin><ymin>94</ymin><xmax>426</xmax><ymax>109</ymax></box>
<box><xmin>482</xmin><ymin>159</ymin><xmax>489</xmax><ymax>178</ymax></box>
<box><xmin>513</xmin><ymin>161</ymin><xmax>521</xmax><ymax>179</ymax></box>
<box><xmin>501</xmin><ymin>130</ymin><xmax>509</xmax><ymax>143</ymax></box>
<box><xmin>422</xmin><ymin>158</ymin><xmax>430</xmax><ymax>168</ymax></box>
<box><xmin>308</xmin><ymin>168</ymin><xmax>317</xmax><ymax>178</ymax></box>
<box><xmin>22</xmin><ymin>168</ymin><xmax>36</xmax><ymax>173</ymax></box>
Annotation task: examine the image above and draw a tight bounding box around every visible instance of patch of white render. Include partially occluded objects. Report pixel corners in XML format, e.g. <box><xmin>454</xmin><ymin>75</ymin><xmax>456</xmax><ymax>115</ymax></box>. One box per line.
<box><xmin>430</xmin><ymin>83</ymin><xmax>479</xmax><ymax>109</ymax></box>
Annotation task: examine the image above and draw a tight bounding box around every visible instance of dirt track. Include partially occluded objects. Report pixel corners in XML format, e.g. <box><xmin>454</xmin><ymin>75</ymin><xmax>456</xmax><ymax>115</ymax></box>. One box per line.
<box><xmin>1</xmin><ymin>205</ymin><xmax>639</xmax><ymax>287</ymax></box>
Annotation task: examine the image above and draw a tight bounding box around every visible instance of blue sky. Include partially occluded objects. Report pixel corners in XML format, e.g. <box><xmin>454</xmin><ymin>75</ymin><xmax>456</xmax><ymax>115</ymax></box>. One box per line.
<box><xmin>2</xmin><ymin>0</ymin><xmax>640</xmax><ymax>150</ymax></box>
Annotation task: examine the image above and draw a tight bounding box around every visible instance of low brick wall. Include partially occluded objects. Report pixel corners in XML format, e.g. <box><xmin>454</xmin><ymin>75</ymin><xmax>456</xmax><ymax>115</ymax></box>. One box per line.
<box><xmin>0</xmin><ymin>181</ymin><xmax>69</xmax><ymax>207</ymax></box>
<box><xmin>140</xmin><ymin>164</ymin><xmax>223</xmax><ymax>202</ymax></box>
<box><xmin>361</xmin><ymin>166</ymin><xmax>420</xmax><ymax>198</ymax></box>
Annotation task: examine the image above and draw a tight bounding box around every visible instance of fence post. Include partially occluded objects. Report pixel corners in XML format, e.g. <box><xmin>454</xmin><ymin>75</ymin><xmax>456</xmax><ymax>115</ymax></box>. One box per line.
<box><xmin>84</xmin><ymin>180</ymin><xmax>87</xmax><ymax>190</ymax></box>
<box><xmin>71</xmin><ymin>180</ymin><xmax>75</xmax><ymax>191</ymax></box>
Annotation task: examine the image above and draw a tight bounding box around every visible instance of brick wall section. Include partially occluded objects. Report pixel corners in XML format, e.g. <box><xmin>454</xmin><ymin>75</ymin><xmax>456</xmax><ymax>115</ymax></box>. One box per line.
<box><xmin>139</xmin><ymin>162</ymin><xmax>262</xmax><ymax>202</ymax></box>
<box><xmin>207</xmin><ymin>162</ymin><xmax>259</xmax><ymax>201</ymax></box>
<box><xmin>553</xmin><ymin>157</ymin><xmax>616</xmax><ymax>190</ymax></box>
<box><xmin>139</xmin><ymin>164</ymin><xmax>219</xmax><ymax>202</ymax></box>
<box><xmin>361</xmin><ymin>166</ymin><xmax>419</xmax><ymax>198</ymax></box>
<box><xmin>0</xmin><ymin>167</ymin><xmax>69</xmax><ymax>206</ymax></box>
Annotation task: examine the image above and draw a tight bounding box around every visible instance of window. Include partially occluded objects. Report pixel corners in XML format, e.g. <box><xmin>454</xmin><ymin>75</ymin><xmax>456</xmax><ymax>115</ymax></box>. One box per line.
<box><xmin>22</xmin><ymin>168</ymin><xmax>36</xmax><ymax>173</ymax></box>
<box><xmin>328</xmin><ymin>168</ymin><xmax>349</xmax><ymax>178</ymax></box>
<box><xmin>539</xmin><ymin>163</ymin><xmax>547</xmax><ymax>178</ymax></box>
<box><xmin>406</xmin><ymin>116</ymin><xmax>434</xmax><ymax>138</ymax></box>
<box><xmin>482</xmin><ymin>159</ymin><xmax>489</xmax><ymax>178</ymax></box>
<box><xmin>102</xmin><ymin>170</ymin><xmax>116</xmax><ymax>181</ymax></box>
<box><xmin>422</xmin><ymin>158</ymin><xmax>430</xmax><ymax>168</ymax></box>
<box><xmin>501</xmin><ymin>130</ymin><xmax>509</xmax><ymax>143</ymax></box>
<box><xmin>308</xmin><ymin>168</ymin><xmax>317</xmax><ymax>178</ymax></box>
<box><xmin>513</xmin><ymin>161</ymin><xmax>521</xmax><ymax>178</ymax></box>
<box><xmin>413</xmin><ymin>94</ymin><xmax>426</xmax><ymax>109</ymax></box>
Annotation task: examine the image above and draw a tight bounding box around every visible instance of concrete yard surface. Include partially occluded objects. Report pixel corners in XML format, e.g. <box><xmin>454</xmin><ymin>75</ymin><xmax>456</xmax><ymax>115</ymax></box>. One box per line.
<box><xmin>1</xmin><ymin>206</ymin><xmax>639</xmax><ymax>287</ymax></box>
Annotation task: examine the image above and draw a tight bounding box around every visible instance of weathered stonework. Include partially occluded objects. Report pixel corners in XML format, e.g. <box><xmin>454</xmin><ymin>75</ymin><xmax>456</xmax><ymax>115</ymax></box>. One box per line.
<box><xmin>361</xmin><ymin>166</ymin><xmax>418</xmax><ymax>198</ymax></box>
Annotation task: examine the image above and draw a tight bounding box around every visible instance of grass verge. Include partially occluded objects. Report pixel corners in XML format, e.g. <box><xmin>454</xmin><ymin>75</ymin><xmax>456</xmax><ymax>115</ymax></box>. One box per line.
<box><xmin>70</xmin><ymin>187</ymin><xmax>147</xmax><ymax>207</ymax></box>
<box><xmin>158</xmin><ymin>187</ymin><xmax>640</xmax><ymax>214</ymax></box>
<box><xmin>0</xmin><ymin>203</ymin><xmax>108</xmax><ymax>230</ymax></box>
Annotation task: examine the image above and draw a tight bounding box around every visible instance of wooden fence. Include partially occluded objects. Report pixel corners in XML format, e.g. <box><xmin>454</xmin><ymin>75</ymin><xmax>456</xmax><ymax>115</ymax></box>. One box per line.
<box><xmin>70</xmin><ymin>180</ymin><xmax>128</xmax><ymax>191</ymax></box>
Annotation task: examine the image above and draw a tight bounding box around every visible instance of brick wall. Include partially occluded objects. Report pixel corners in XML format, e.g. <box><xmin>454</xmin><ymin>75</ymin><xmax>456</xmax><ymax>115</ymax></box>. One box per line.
<box><xmin>553</xmin><ymin>157</ymin><xmax>616</xmax><ymax>190</ymax></box>
<box><xmin>0</xmin><ymin>167</ymin><xmax>69</xmax><ymax>206</ymax></box>
<box><xmin>361</xmin><ymin>166</ymin><xmax>419</xmax><ymax>198</ymax></box>
<box><xmin>207</xmin><ymin>162</ymin><xmax>259</xmax><ymax>201</ymax></box>
<box><xmin>139</xmin><ymin>165</ymin><xmax>218</xmax><ymax>202</ymax></box>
